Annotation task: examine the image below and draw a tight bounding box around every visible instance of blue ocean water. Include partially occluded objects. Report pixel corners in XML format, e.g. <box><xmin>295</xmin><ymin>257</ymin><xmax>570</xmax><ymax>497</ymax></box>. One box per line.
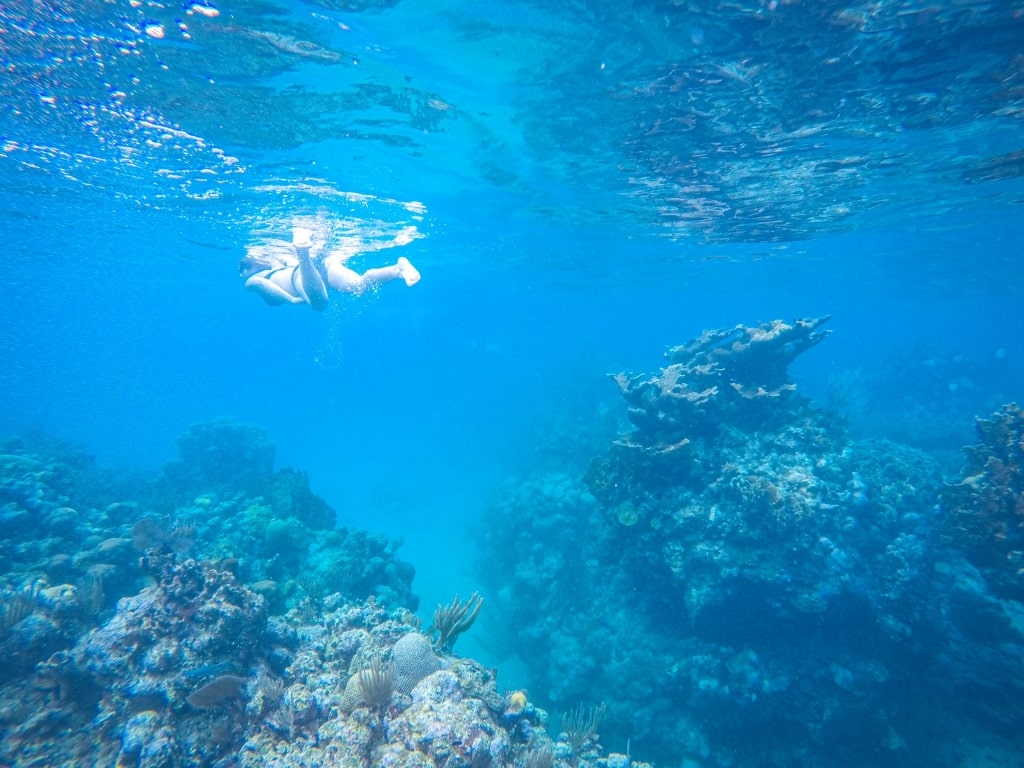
<box><xmin>2</xmin><ymin>1</ymin><xmax>1024</xmax><ymax>766</ymax></box>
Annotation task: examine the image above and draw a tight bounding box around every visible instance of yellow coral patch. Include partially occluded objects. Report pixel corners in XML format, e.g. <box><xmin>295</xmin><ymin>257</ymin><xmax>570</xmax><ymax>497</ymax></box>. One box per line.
<box><xmin>506</xmin><ymin>690</ymin><xmax>528</xmax><ymax>714</ymax></box>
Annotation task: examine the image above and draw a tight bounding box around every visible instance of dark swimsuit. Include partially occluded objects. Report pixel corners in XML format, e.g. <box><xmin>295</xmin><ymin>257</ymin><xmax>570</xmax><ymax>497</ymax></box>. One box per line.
<box><xmin>260</xmin><ymin>265</ymin><xmax>295</xmax><ymax>282</ymax></box>
<box><xmin>259</xmin><ymin>260</ymin><xmax>328</xmax><ymax>295</ymax></box>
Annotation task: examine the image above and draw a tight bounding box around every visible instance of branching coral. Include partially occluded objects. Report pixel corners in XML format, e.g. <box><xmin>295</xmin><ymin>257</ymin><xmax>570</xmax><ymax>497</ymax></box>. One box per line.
<box><xmin>430</xmin><ymin>592</ymin><xmax>483</xmax><ymax>652</ymax></box>
<box><xmin>561</xmin><ymin>702</ymin><xmax>607</xmax><ymax>754</ymax></box>
<box><xmin>612</xmin><ymin>317</ymin><xmax>831</xmax><ymax>453</ymax></box>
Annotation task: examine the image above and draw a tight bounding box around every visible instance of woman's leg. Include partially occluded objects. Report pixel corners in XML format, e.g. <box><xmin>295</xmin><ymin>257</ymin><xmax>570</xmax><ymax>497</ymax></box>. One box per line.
<box><xmin>292</xmin><ymin>229</ymin><xmax>329</xmax><ymax>311</ymax></box>
<box><xmin>327</xmin><ymin>257</ymin><xmax>420</xmax><ymax>294</ymax></box>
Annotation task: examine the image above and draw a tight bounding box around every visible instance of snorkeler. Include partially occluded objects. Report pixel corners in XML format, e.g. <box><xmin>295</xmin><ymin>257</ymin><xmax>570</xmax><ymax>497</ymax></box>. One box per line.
<box><xmin>239</xmin><ymin>227</ymin><xmax>420</xmax><ymax>310</ymax></box>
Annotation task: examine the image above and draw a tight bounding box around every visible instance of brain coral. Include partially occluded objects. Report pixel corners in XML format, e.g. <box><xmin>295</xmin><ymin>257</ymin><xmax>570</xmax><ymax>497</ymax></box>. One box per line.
<box><xmin>392</xmin><ymin>632</ymin><xmax>441</xmax><ymax>694</ymax></box>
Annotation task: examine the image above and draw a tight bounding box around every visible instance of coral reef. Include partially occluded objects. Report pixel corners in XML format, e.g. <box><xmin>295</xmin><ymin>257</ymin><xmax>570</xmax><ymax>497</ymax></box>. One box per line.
<box><xmin>6</xmin><ymin>331</ymin><xmax>1023</xmax><ymax>768</ymax></box>
<box><xmin>161</xmin><ymin>420</ymin><xmax>275</xmax><ymax>501</ymax></box>
<box><xmin>477</xmin><ymin>320</ymin><xmax>1024</xmax><ymax>767</ymax></box>
<box><xmin>0</xmin><ymin>422</ymin><xmax>646</xmax><ymax>768</ymax></box>
<box><xmin>940</xmin><ymin>403</ymin><xmax>1024</xmax><ymax>601</ymax></box>
<box><xmin>3</xmin><ymin>576</ymin><xmax>642</xmax><ymax>768</ymax></box>
<box><xmin>612</xmin><ymin>316</ymin><xmax>831</xmax><ymax>454</ymax></box>
<box><xmin>0</xmin><ymin>420</ymin><xmax>418</xmax><ymax>629</ymax></box>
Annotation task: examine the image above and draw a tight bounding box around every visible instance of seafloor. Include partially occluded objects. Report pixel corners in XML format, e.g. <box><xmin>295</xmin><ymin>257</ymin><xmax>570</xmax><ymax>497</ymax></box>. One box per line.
<box><xmin>1</xmin><ymin>317</ymin><xmax>1022</xmax><ymax>768</ymax></box>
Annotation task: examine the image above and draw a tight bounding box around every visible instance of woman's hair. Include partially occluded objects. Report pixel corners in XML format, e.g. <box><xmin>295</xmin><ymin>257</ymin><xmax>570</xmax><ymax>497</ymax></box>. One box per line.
<box><xmin>239</xmin><ymin>242</ymin><xmax>293</xmax><ymax>278</ymax></box>
<box><xmin>238</xmin><ymin>254</ymin><xmax>274</xmax><ymax>278</ymax></box>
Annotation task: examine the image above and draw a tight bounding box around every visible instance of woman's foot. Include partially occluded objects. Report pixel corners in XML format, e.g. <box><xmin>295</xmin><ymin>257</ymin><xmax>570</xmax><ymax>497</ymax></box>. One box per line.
<box><xmin>292</xmin><ymin>227</ymin><xmax>313</xmax><ymax>249</ymax></box>
<box><xmin>397</xmin><ymin>257</ymin><xmax>420</xmax><ymax>286</ymax></box>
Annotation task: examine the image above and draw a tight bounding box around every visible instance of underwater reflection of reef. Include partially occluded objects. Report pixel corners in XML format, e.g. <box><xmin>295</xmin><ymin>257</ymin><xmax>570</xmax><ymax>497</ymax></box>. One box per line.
<box><xmin>477</xmin><ymin>318</ymin><xmax>1024</xmax><ymax>768</ymax></box>
<box><xmin>306</xmin><ymin>0</ymin><xmax>402</xmax><ymax>9</ymax></box>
